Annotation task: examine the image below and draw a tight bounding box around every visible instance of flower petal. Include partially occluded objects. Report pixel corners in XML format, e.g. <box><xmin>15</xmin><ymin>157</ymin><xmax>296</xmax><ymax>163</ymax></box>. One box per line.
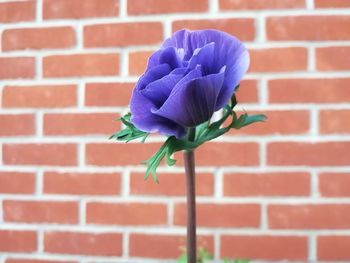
<box><xmin>130</xmin><ymin>89</ymin><xmax>186</xmax><ymax>138</ymax></box>
<box><xmin>163</xmin><ymin>29</ymin><xmax>249</xmax><ymax>109</ymax></box>
<box><xmin>140</xmin><ymin>72</ymin><xmax>185</xmax><ymax>108</ymax></box>
<box><xmin>188</xmin><ymin>42</ymin><xmax>215</xmax><ymax>72</ymax></box>
<box><xmin>153</xmin><ymin>67</ymin><xmax>226</xmax><ymax>127</ymax></box>
<box><xmin>136</xmin><ymin>63</ymin><xmax>172</xmax><ymax>92</ymax></box>
<box><xmin>159</xmin><ymin>46</ymin><xmax>183</xmax><ymax>69</ymax></box>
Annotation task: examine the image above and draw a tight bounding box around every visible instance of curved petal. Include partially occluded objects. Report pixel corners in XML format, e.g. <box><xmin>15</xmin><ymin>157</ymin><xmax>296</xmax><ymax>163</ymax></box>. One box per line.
<box><xmin>140</xmin><ymin>72</ymin><xmax>185</xmax><ymax>108</ymax></box>
<box><xmin>159</xmin><ymin>46</ymin><xmax>183</xmax><ymax>69</ymax></box>
<box><xmin>136</xmin><ymin>64</ymin><xmax>172</xmax><ymax>91</ymax></box>
<box><xmin>215</xmin><ymin>44</ymin><xmax>249</xmax><ymax>110</ymax></box>
<box><xmin>153</xmin><ymin>68</ymin><xmax>226</xmax><ymax>127</ymax></box>
<box><xmin>130</xmin><ymin>89</ymin><xmax>186</xmax><ymax>138</ymax></box>
<box><xmin>188</xmin><ymin>42</ymin><xmax>215</xmax><ymax>72</ymax></box>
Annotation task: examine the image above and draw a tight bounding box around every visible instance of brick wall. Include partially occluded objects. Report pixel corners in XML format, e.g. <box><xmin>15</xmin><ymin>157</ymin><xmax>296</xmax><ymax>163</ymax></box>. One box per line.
<box><xmin>1</xmin><ymin>0</ymin><xmax>350</xmax><ymax>262</ymax></box>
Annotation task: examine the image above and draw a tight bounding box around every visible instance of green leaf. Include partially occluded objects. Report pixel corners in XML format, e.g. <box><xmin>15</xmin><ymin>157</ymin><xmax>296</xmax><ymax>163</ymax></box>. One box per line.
<box><xmin>109</xmin><ymin>113</ymin><xmax>149</xmax><ymax>143</ymax></box>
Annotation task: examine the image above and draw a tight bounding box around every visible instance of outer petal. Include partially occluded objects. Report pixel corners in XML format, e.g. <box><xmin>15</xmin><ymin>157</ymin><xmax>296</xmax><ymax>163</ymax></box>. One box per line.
<box><xmin>187</xmin><ymin>42</ymin><xmax>215</xmax><ymax>72</ymax></box>
<box><xmin>136</xmin><ymin>64</ymin><xmax>172</xmax><ymax>92</ymax></box>
<box><xmin>130</xmin><ymin>89</ymin><xmax>186</xmax><ymax>138</ymax></box>
<box><xmin>159</xmin><ymin>46</ymin><xmax>183</xmax><ymax>69</ymax></box>
<box><xmin>215</xmin><ymin>43</ymin><xmax>249</xmax><ymax>110</ymax></box>
<box><xmin>153</xmin><ymin>68</ymin><xmax>225</xmax><ymax>127</ymax></box>
<box><xmin>140</xmin><ymin>72</ymin><xmax>185</xmax><ymax>108</ymax></box>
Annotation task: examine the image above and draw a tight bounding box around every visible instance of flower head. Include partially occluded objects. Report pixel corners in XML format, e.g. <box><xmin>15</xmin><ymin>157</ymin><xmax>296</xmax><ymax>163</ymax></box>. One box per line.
<box><xmin>130</xmin><ymin>29</ymin><xmax>250</xmax><ymax>138</ymax></box>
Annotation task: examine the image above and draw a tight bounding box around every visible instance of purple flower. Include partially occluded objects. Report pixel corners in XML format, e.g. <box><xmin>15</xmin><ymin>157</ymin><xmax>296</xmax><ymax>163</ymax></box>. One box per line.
<box><xmin>130</xmin><ymin>29</ymin><xmax>249</xmax><ymax>138</ymax></box>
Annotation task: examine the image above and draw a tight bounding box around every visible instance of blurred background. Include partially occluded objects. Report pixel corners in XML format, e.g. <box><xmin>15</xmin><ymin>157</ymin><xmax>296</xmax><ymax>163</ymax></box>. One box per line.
<box><xmin>1</xmin><ymin>0</ymin><xmax>350</xmax><ymax>262</ymax></box>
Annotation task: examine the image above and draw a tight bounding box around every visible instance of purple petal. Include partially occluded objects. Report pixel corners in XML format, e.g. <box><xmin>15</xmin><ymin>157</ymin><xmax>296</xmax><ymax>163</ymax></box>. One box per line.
<box><xmin>163</xmin><ymin>29</ymin><xmax>249</xmax><ymax>109</ymax></box>
<box><xmin>153</xmin><ymin>67</ymin><xmax>225</xmax><ymax>127</ymax></box>
<box><xmin>159</xmin><ymin>46</ymin><xmax>183</xmax><ymax>69</ymax></box>
<box><xmin>140</xmin><ymin>72</ymin><xmax>185</xmax><ymax>108</ymax></box>
<box><xmin>188</xmin><ymin>42</ymin><xmax>215</xmax><ymax>71</ymax></box>
<box><xmin>136</xmin><ymin>64</ymin><xmax>172</xmax><ymax>91</ymax></box>
<box><xmin>130</xmin><ymin>89</ymin><xmax>186</xmax><ymax>138</ymax></box>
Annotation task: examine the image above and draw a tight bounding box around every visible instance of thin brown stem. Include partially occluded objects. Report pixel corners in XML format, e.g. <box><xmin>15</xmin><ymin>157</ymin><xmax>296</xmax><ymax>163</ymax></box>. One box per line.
<box><xmin>184</xmin><ymin>128</ymin><xmax>197</xmax><ymax>263</ymax></box>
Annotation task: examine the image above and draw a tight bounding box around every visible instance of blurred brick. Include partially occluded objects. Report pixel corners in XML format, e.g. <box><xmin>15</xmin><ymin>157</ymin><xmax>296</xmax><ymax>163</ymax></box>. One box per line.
<box><xmin>221</xmin><ymin>235</ymin><xmax>308</xmax><ymax>260</ymax></box>
<box><xmin>43</xmin><ymin>0</ymin><xmax>119</xmax><ymax>19</ymax></box>
<box><xmin>220</xmin><ymin>0</ymin><xmax>305</xmax><ymax>10</ymax></box>
<box><xmin>3</xmin><ymin>201</ymin><xmax>78</xmax><ymax>224</ymax></box>
<box><xmin>2</xmin><ymin>85</ymin><xmax>77</xmax><ymax>108</ymax></box>
<box><xmin>0</xmin><ymin>172</ymin><xmax>35</xmax><ymax>194</ymax></box>
<box><xmin>128</xmin><ymin>0</ymin><xmax>208</xmax><ymax>15</ymax></box>
<box><xmin>0</xmin><ymin>1</ymin><xmax>35</xmax><ymax>23</ymax></box>
<box><xmin>267</xmin><ymin>16</ymin><xmax>350</xmax><ymax>40</ymax></box>
<box><xmin>0</xmin><ymin>114</ymin><xmax>35</xmax><ymax>136</ymax></box>
<box><xmin>44</xmin><ymin>231</ymin><xmax>122</xmax><ymax>256</ymax></box>
<box><xmin>84</xmin><ymin>22</ymin><xmax>163</xmax><ymax>47</ymax></box>
<box><xmin>86</xmin><ymin>202</ymin><xmax>167</xmax><ymax>225</ymax></box>
<box><xmin>0</xmin><ymin>231</ymin><xmax>37</xmax><ymax>252</ymax></box>
<box><xmin>44</xmin><ymin>172</ymin><xmax>121</xmax><ymax>195</ymax></box>
<box><xmin>0</xmin><ymin>57</ymin><xmax>35</xmax><ymax>79</ymax></box>
<box><xmin>223</xmin><ymin>172</ymin><xmax>310</xmax><ymax>196</ymax></box>
<box><xmin>2</xmin><ymin>27</ymin><xmax>75</xmax><ymax>51</ymax></box>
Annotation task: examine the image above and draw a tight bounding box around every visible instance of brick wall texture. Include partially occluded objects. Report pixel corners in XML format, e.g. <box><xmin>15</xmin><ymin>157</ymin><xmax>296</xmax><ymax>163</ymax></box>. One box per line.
<box><xmin>1</xmin><ymin>0</ymin><xmax>350</xmax><ymax>262</ymax></box>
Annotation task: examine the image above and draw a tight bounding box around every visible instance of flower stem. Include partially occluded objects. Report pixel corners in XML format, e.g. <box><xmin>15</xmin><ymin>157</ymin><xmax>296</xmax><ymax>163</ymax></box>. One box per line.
<box><xmin>184</xmin><ymin>127</ymin><xmax>197</xmax><ymax>263</ymax></box>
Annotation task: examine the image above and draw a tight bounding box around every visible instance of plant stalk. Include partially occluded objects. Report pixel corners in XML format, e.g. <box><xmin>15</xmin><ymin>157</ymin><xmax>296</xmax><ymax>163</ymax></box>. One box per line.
<box><xmin>184</xmin><ymin>128</ymin><xmax>197</xmax><ymax>263</ymax></box>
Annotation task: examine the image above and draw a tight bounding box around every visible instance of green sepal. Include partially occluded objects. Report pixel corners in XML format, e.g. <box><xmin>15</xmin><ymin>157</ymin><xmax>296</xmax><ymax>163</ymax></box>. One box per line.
<box><xmin>109</xmin><ymin>113</ymin><xmax>149</xmax><ymax>143</ymax></box>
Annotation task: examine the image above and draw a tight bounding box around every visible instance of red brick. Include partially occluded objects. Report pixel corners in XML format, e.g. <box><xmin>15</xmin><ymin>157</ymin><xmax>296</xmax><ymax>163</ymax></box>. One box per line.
<box><xmin>129</xmin><ymin>234</ymin><xmax>213</xmax><ymax>259</ymax></box>
<box><xmin>3</xmin><ymin>201</ymin><xmax>78</xmax><ymax>224</ymax></box>
<box><xmin>316</xmin><ymin>46</ymin><xmax>350</xmax><ymax>71</ymax></box>
<box><xmin>44</xmin><ymin>172</ymin><xmax>121</xmax><ymax>195</ymax></box>
<box><xmin>2</xmin><ymin>85</ymin><xmax>77</xmax><ymax>108</ymax></box>
<box><xmin>85</xmin><ymin>82</ymin><xmax>134</xmax><ymax>107</ymax></box>
<box><xmin>43</xmin><ymin>0</ymin><xmax>119</xmax><ymax>19</ymax></box>
<box><xmin>267</xmin><ymin>16</ymin><xmax>350</xmax><ymax>40</ymax></box>
<box><xmin>6</xmin><ymin>260</ymin><xmax>78</xmax><ymax>263</ymax></box>
<box><xmin>228</xmin><ymin>110</ymin><xmax>309</xmax><ymax>135</ymax></box>
<box><xmin>2</xmin><ymin>27</ymin><xmax>75</xmax><ymax>51</ymax></box>
<box><xmin>0</xmin><ymin>230</ymin><xmax>37</xmax><ymax>252</ymax></box>
<box><xmin>0</xmin><ymin>114</ymin><xmax>35</xmax><ymax>136</ymax></box>
<box><xmin>269</xmin><ymin>204</ymin><xmax>350</xmax><ymax>229</ymax></box>
<box><xmin>320</xmin><ymin>110</ymin><xmax>350</xmax><ymax>134</ymax></box>
<box><xmin>43</xmin><ymin>54</ymin><xmax>119</xmax><ymax>77</ymax></box>
<box><xmin>319</xmin><ymin>173</ymin><xmax>350</xmax><ymax>197</ymax></box>
<box><xmin>0</xmin><ymin>57</ymin><xmax>35</xmax><ymax>79</ymax></box>
<box><xmin>44</xmin><ymin>113</ymin><xmax>119</xmax><ymax>136</ymax></box>
<box><xmin>268</xmin><ymin>142</ymin><xmax>350</xmax><ymax>166</ymax></box>
<box><xmin>174</xmin><ymin>203</ymin><xmax>260</xmax><ymax>228</ymax></box>
<box><xmin>269</xmin><ymin>78</ymin><xmax>350</xmax><ymax>103</ymax></box>
<box><xmin>128</xmin><ymin>50</ymin><xmax>154</xmax><ymax>76</ymax></box>
<box><xmin>86</xmin><ymin>143</ymin><xmax>162</xmax><ymax>166</ymax></box>
<box><xmin>128</xmin><ymin>0</ymin><xmax>208</xmax><ymax>15</ymax></box>
<box><xmin>172</xmin><ymin>18</ymin><xmax>255</xmax><ymax>41</ymax></box>
<box><xmin>0</xmin><ymin>172</ymin><xmax>35</xmax><ymax>194</ymax></box>
<box><xmin>0</xmin><ymin>1</ymin><xmax>35</xmax><ymax>23</ymax></box>
<box><xmin>84</xmin><ymin>22</ymin><xmax>163</xmax><ymax>47</ymax></box>
<box><xmin>249</xmin><ymin>48</ymin><xmax>307</xmax><ymax>72</ymax></box>
<box><xmin>176</xmin><ymin>142</ymin><xmax>259</xmax><ymax>166</ymax></box>
<box><xmin>315</xmin><ymin>0</ymin><xmax>350</xmax><ymax>8</ymax></box>
<box><xmin>318</xmin><ymin>236</ymin><xmax>350</xmax><ymax>260</ymax></box>
<box><xmin>3</xmin><ymin>144</ymin><xmax>77</xmax><ymax>166</ymax></box>
<box><xmin>236</xmin><ymin>79</ymin><xmax>258</xmax><ymax>103</ymax></box>
<box><xmin>86</xmin><ymin>202</ymin><xmax>167</xmax><ymax>225</ymax></box>
<box><xmin>44</xmin><ymin>231</ymin><xmax>122</xmax><ymax>256</ymax></box>
<box><xmin>130</xmin><ymin>172</ymin><xmax>213</xmax><ymax>196</ymax></box>
<box><xmin>220</xmin><ymin>0</ymin><xmax>305</xmax><ymax>10</ymax></box>
<box><xmin>221</xmin><ymin>235</ymin><xmax>308</xmax><ymax>260</ymax></box>
<box><xmin>224</xmin><ymin>172</ymin><xmax>310</xmax><ymax>196</ymax></box>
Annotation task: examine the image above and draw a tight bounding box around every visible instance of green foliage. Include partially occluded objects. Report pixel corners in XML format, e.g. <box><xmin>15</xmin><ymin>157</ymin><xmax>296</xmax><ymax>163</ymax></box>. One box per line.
<box><xmin>177</xmin><ymin>248</ymin><xmax>248</xmax><ymax>263</ymax></box>
<box><xmin>109</xmin><ymin>113</ymin><xmax>148</xmax><ymax>142</ymax></box>
<box><xmin>110</xmin><ymin>93</ymin><xmax>267</xmax><ymax>183</ymax></box>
